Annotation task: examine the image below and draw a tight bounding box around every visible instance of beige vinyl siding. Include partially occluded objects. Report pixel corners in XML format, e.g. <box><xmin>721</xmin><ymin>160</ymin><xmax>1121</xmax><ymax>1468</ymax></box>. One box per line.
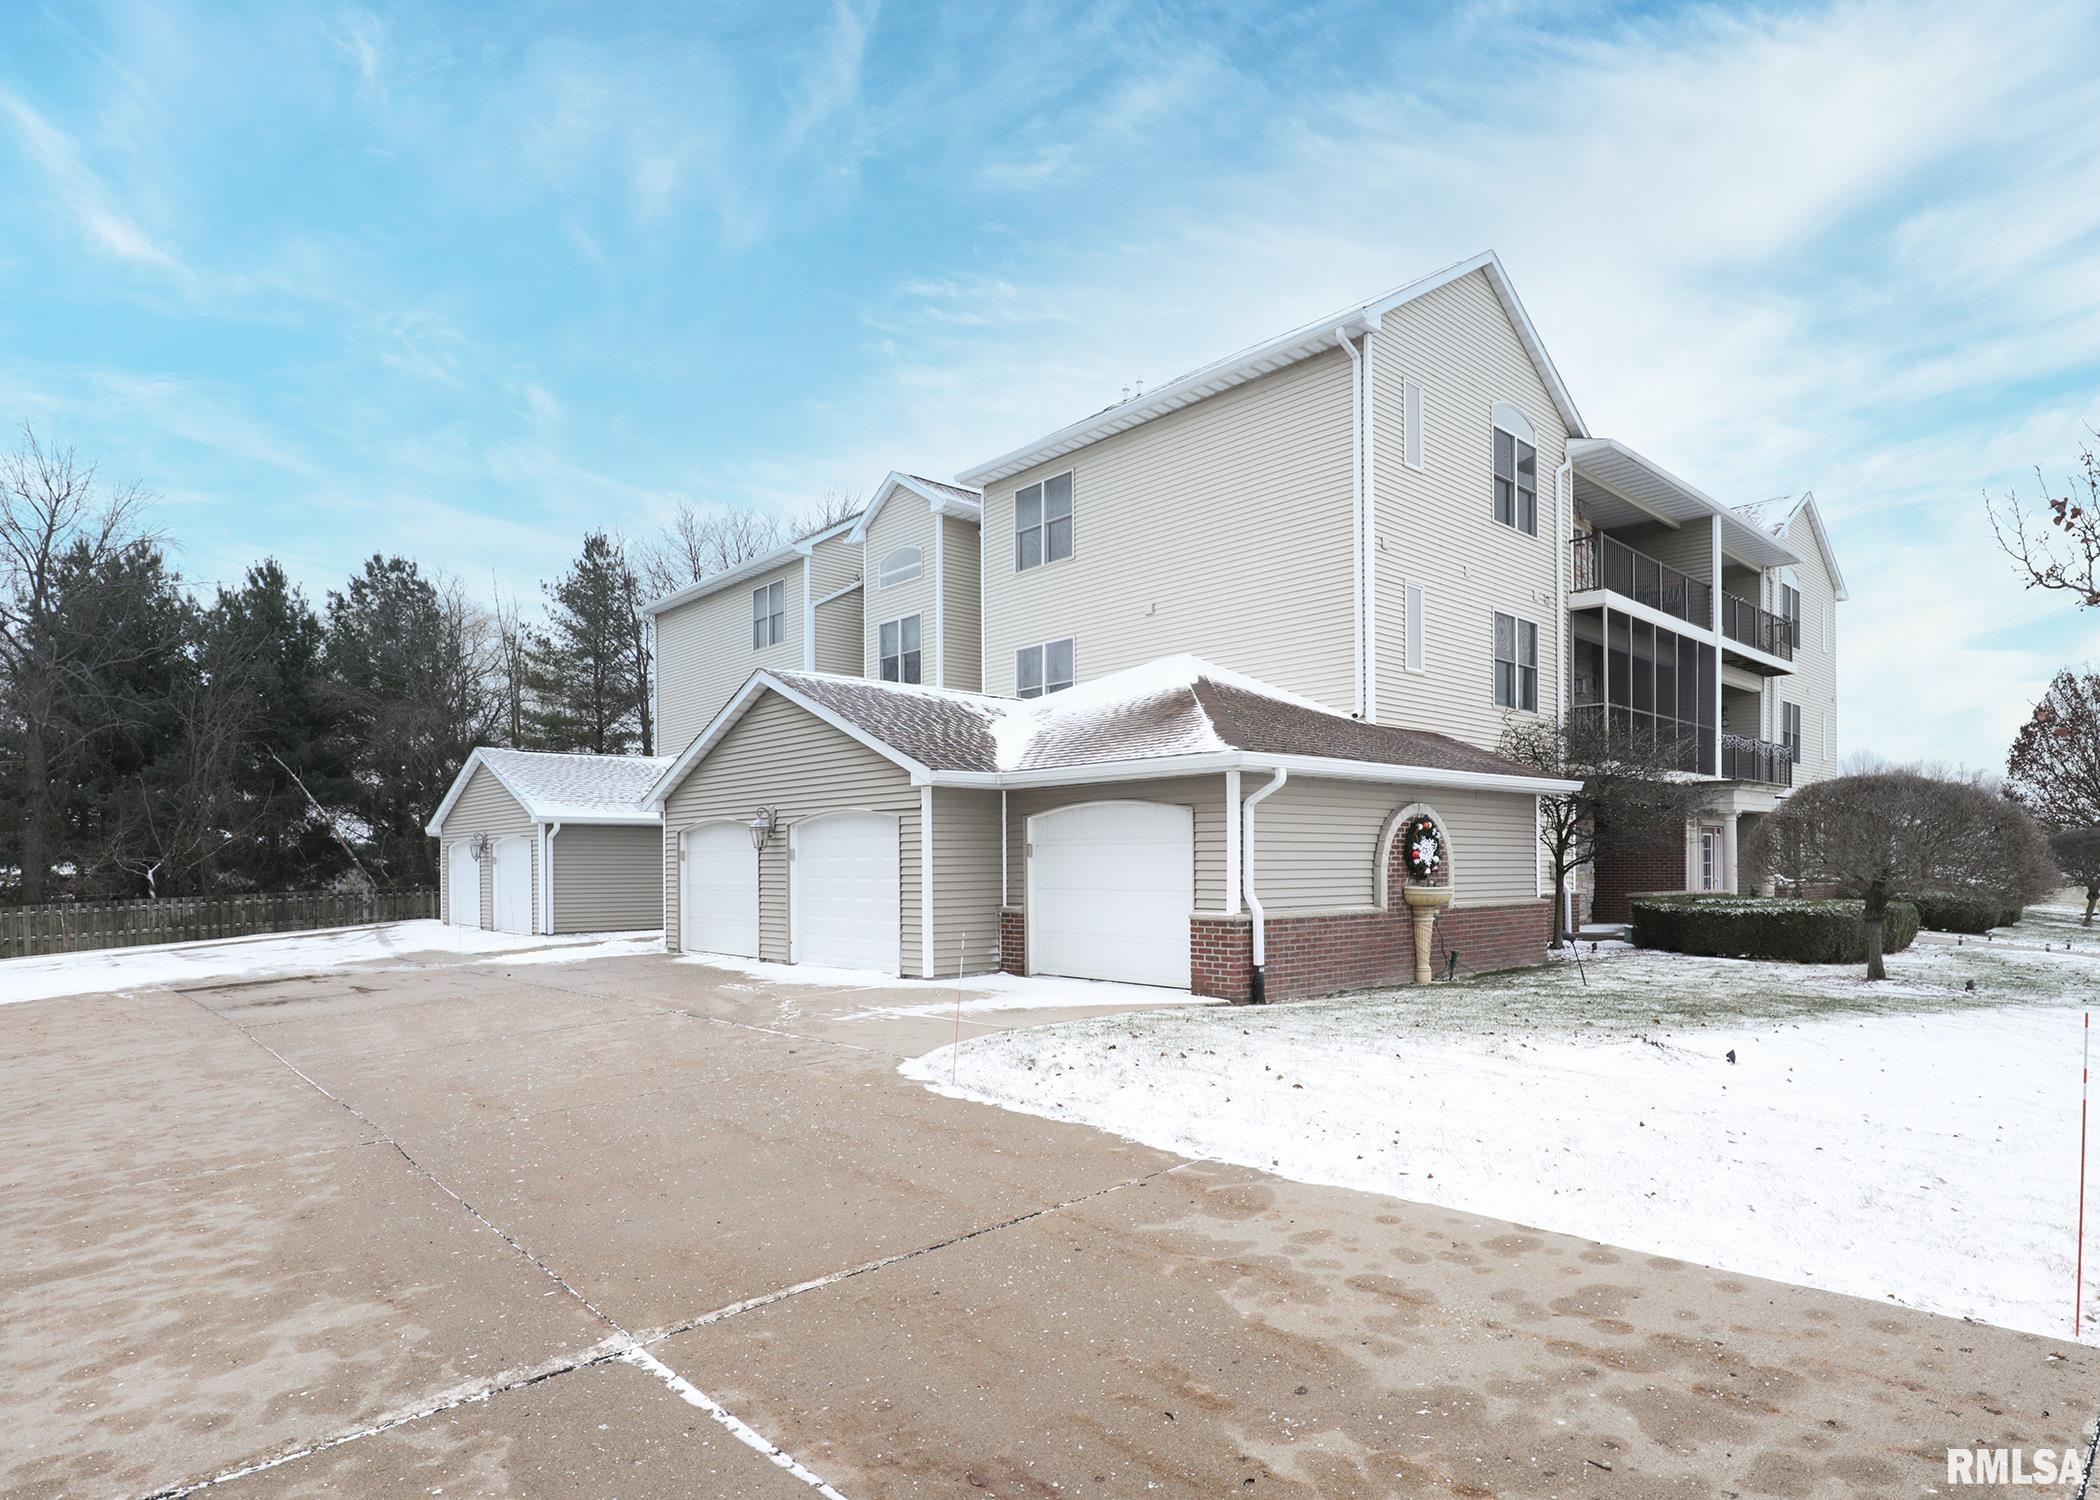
<box><xmin>1250</xmin><ymin>777</ymin><xmax>1541</xmax><ymax>910</ymax></box>
<box><xmin>1778</xmin><ymin>511</ymin><xmax>1840</xmax><ymax>787</ymax></box>
<box><xmin>941</xmin><ymin>514</ymin><xmax>982</xmax><ymax>693</ymax></box>
<box><xmin>932</xmin><ymin>788</ymin><xmax>1002</xmax><ymax>976</ymax></box>
<box><xmin>1371</xmin><ymin>268</ymin><xmax>1568</xmax><ymax>751</ymax></box>
<box><xmin>549</xmin><ymin>824</ymin><xmax>663</xmax><ymax>933</ymax></box>
<box><xmin>1007</xmin><ymin>776</ymin><xmax>1229</xmax><ymax>912</ymax></box>
<box><xmin>814</xmin><ymin>590</ymin><xmax>864</xmax><ymax>674</ymax></box>
<box><xmin>981</xmin><ymin>352</ymin><xmax>1356</xmax><ymax>710</ymax></box>
<box><xmin>435</xmin><ymin>765</ymin><xmax>537</xmax><ymax>931</ymax></box>
<box><xmin>865</xmin><ymin>495</ymin><xmax>936</xmax><ymax>682</ymax></box>
<box><xmin>654</xmin><ymin>559</ymin><xmax>805</xmax><ymax>758</ymax></box>
<box><xmin>659</xmin><ymin>692</ymin><xmax>927</xmax><ymax>975</ymax></box>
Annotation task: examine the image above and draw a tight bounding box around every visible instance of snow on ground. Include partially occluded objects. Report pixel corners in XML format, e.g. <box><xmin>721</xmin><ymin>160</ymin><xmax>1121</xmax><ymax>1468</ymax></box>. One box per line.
<box><xmin>905</xmin><ymin>935</ymin><xmax>2100</xmax><ymax>1344</ymax></box>
<box><xmin>0</xmin><ymin>922</ymin><xmax>654</xmax><ymax>1003</ymax></box>
<box><xmin>674</xmin><ymin>949</ymin><xmax>1208</xmax><ymax>1017</ymax></box>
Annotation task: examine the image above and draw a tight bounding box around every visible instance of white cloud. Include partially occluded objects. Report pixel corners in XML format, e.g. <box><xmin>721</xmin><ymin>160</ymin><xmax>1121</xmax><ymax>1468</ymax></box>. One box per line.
<box><xmin>0</xmin><ymin>85</ymin><xmax>191</xmax><ymax>282</ymax></box>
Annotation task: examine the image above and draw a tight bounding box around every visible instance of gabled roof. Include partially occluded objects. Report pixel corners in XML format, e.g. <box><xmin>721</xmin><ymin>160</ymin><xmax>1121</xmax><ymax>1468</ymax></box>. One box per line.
<box><xmin>427</xmin><ymin>747</ymin><xmax>671</xmax><ymax>834</ymax></box>
<box><xmin>846</xmin><ymin>471</ymin><xmax>983</xmax><ymax>544</ymax></box>
<box><xmin>955</xmin><ymin>250</ymin><xmax>1588</xmax><ymax>488</ymax></box>
<box><xmin>1735</xmin><ymin>492</ymin><xmax>1848</xmax><ymax>601</ymax></box>
<box><xmin>639</xmin><ymin>511</ymin><xmax>862</xmax><ymax>618</ymax></box>
<box><xmin>646</xmin><ymin>655</ymin><xmax>1578</xmax><ymax>805</ymax></box>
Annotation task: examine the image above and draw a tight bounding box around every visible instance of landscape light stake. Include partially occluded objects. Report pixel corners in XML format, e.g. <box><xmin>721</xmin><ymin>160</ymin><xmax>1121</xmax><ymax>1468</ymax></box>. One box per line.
<box><xmin>2078</xmin><ymin>1009</ymin><xmax>2090</xmax><ymax>1339</ymax></box>
<box><xmin>952</xmin><ymin>932</ymin><xmax>966</xmax><ymax>1089</ymax></box>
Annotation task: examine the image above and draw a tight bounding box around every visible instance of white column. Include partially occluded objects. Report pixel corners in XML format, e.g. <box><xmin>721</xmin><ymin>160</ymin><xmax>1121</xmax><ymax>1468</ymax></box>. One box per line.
<box><xmin>1222</xmin><ymin>769</ymin><xmax>1242</xmax><ymax>914</ymax></box>
<box><xmin>1722</xmin><ymin>813</ymin><xmax>1739</xmax><ymax>894</ymax></box>
<box><xmin>1709</xmin><ymin>516</ymin><xmax>1724</xmax><ymax>776</ymax></box>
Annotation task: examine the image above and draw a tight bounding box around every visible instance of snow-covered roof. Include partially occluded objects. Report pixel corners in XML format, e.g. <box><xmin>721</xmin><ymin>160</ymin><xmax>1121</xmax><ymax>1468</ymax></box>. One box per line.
<box><xmin>426</xmin><ymin>748</ymin><xmax>671</xmax><ymax>834</ymax></box>
<box><xmin>955</xmin><ymin>250</ymin><xmax>1587</xmax><ymax>488</ymax></box>
<box><xmin>648</xmin><ymin>655</ymin><xmax>1578</xmax><ymax>804</ymax></box>
<box><xmin>846</xmin><ymin>471</ymin><xmax>983</xmax><ymax>543</ymax></box>
<box><xmin>1734</xmin><ymin>492</ymin><xmax>1848</xmax><ymax>601</ymax></box>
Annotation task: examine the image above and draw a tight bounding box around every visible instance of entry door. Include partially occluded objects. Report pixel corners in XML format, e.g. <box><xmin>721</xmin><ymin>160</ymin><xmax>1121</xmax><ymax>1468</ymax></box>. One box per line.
<box><xmin>447</xmin><ymin>842</ymin><xmax>480</xmax><ymax>927</ymax></box>
<box><xmin>682</xmin><ymin>823</ymin><xmax>760</xmax><ymax>957</ymax></box>
<box><xmin>491</xmin><ymin>836</ymin><xmax>533</xmax><ymax>934</ymax></box>
<box><xmin>790</xmin><ymin>812</ymin><xmax>900</xmax><ymax>974</ymax></box>
<box><xmin>1699</xmin><ymin>828</ymin><xmax>1721</xmax><ymax>891</ymax></box>
<box><xmin>1028</xmin><ymin>801</ymin><xmax>1194</xmax><ymax>989</ymax></box>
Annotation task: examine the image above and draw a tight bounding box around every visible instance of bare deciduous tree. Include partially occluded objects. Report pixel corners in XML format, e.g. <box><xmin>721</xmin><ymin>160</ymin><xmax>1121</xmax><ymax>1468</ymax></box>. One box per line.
<box><xmin>1750</xmin><ymin>769</ymin><xmax>2057</xmax><ymax>979</ymax></box>
<box><xmin>636</xmin><ymin>490</ymin><xmax>864</xmax><ymax>602</ymax></box>
<box><xmin>0</xmin><ymin>426</ymin><xmax>159</xmax><ymax>903</ymax></box>
<box><xmin>2050</xmin><ymin>827</ymin><xmax>2100</xmax><ymax>926</ymax></box>
<box><xmin>1500</xmin><ymin>712</ymin><xmax>1710</xmax><ymax>950</ymax></box>
<box><xmin>1986</xmin><ymin>438</ymin><xmax>2100</xmax><ymax>607</ymax></box>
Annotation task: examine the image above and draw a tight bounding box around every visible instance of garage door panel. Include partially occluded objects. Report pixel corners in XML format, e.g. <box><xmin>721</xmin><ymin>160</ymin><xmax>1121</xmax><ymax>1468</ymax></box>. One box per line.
<box><xmin>683</xmin><ymin>824</ymin><xmax>759</xmax><ymax>958</ymax></box>
<box><xmin>447</xmin><ymin>843</ymin><xmax>479</xmax><ymax>928</ymax></box>
<box><xmin>792</xmin><ymin>813</ymin><xmax>900</xmax><ymax>975</ymax></box>
<box><xmin>1029</xmin><ymin>802</ymin><xmax>1192</xmax><ymax>989</ymax></box>
<box><xmin>491</xmin><ymin>837</ymin><xmax>532</xmax><ymax>935</ymax></box>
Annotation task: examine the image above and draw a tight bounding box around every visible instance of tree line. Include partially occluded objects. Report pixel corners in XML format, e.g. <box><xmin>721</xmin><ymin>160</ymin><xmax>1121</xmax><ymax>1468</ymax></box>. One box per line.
<box><xmin>0</xmin><ymin>426</ymin><xmax>849</xmax><ymax>905</ymax></box>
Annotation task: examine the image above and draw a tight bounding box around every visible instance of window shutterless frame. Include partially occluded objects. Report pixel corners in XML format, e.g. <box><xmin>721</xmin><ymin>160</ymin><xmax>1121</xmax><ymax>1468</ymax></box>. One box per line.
<box><xmin>877</xmin><ymin>545</ymin><xmax>922</xmax><ymax>588</ymax></box>
<box><xmin>1016</xmin><ymin>637</ymin><xmax>1076</xmax><ymax>699</ymax></box>
<box><xmin>1014</xmin><ymin>472</ymin><xmax>1073</xmax><ymax>571</ymax></box>
<box><xmin>1491</xmin><ymin>422</ymin><xmax>1538</xmax><ymax>536</ymax></box>
<box><xmin>1493</xmin><ymin>611</ymin><xmax>1538</xmax><ymax>711</ymax></box>
<box><xmin>751</xmin><ymin>579</ymin><xmax>784</xmax><ymax>649</ymax></box>
<box><xmin>879</xmin><ymin>614</ymin><xmax>923</xmax><ymax>684</ymax></box>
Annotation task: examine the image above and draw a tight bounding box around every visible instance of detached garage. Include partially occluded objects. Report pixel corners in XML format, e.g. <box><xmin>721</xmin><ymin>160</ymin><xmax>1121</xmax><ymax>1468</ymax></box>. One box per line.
<box><xmin>427</xmin><ymin>748</ymin><xmax>669</xmax><ymax>936</ymax></box>
<box><xmin>650</xmin><ymin>661</ymin><xmax>1575</xmax><ymax>997</ymax></box>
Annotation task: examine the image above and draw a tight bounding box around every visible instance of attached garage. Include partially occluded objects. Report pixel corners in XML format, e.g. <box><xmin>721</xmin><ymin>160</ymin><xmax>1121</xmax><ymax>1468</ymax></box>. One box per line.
<box><xmin>427</xmin><ymin>748</ymin><xmax>670</xmax><ymax>936</ymax></box>
<box><xmin>790</xmin><ymin>812</ymin><xmax>901</xmax><ymax>971</ymax></box>
<box><xmin>1026</xmin><ymin>801</ymin><xmax>1193</xmax><ymax>988</ymax></box>
<box><xmin>681</xmin><ymin>822</ymin><xmax>760</xmax><ymax>958</ymax></box>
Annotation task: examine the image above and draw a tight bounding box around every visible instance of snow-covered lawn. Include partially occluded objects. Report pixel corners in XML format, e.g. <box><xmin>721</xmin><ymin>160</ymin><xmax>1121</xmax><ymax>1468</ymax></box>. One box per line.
<box><xmin>905</xmin><ymin>938</ymin><xmax>2100</xmax><ymax>1344</ymax></box>
<box><xmin>0</xmin><ymin>921</ymin><xmax>659</xmax><ymax>1003</ymax></box>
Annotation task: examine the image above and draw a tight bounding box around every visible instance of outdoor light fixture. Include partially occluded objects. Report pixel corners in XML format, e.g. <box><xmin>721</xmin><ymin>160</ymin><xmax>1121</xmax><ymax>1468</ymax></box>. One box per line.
<box><xmin>470</xmin><ymin>833</ymin><xmax>491</xmax><ymax>860</ymax></box>
<box><xmin>749</xmin><ymin>807</ymin><xmax>779</xmax><ymax>850</ymax></box>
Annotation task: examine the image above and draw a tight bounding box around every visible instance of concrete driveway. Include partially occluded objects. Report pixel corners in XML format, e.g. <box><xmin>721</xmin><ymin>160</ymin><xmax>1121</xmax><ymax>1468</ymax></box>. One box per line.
<box><xmin>4</xmin><ymin>943</ymin><xmax>2094</xmax><ymax>1498</ymax></box>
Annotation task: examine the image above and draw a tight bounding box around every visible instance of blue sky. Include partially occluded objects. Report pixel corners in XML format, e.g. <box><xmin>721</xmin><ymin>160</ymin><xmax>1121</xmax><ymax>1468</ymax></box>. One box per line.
<box><xmin>3</xmin><ymin>0</ymin><xmax>2098</xmax><ymax>770</ymax></box>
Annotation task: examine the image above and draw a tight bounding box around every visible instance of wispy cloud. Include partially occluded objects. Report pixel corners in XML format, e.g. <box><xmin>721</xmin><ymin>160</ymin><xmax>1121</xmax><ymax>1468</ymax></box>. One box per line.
<box><xmin>0</xmin><ymin>84</ymin><xmax>191</xmax><ymax>282</ymax></box>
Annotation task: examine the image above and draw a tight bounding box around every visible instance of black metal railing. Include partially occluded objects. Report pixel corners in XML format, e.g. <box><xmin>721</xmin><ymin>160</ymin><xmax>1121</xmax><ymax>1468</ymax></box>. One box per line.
<box><xmin>1569</xmin><ymin>701</ymin><xmax>1713</xmax><ymax>776</ymax></box>
<box><xmin>1720</xmin><ymin>593</ymin><xmax>1794</xmax><ymax>660</ymax></box>
<box><xmin>1569</xmin><ymin>534</ymin><xmax>1713</xmax><ymax>627</ymax></box>
<box><xmin>1721</xmin><ymin>734</ymin><xmax>1794</xmax><ymax>786</ymax></box>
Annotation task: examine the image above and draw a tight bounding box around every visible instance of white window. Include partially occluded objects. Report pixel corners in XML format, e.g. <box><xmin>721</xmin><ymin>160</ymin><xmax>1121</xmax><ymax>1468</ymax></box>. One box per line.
<box><xmin>1493</xmin><ymin>611</ymin><xmax>1538</xmax><ymax>711</ymax></box>
<box><xmin>1699</xmin><ymin>828</ymin><xmax>1722</xmax><ymax>891</ymax></box>
<box><xmin>1403</xmin><ymin>379</ymin><xmax>1425</xmax><ymax>471</ymax></box>
<box><xmin>1822</xmin><ymin>603</ymin><xmax>1833</xmax><ymax>653</ymax></box>
<box><xmin>1491</xmin><ymin>403</ymin><xmax>1538</xmax><ymax>536</ymax></box>
<box><xmin>1015</xmin><ymin>472</ymin><xmax>1073</xmax><ymax>571</ymax></box>
<box><xmin>1782</xmin><ymin>701</ymin><xmax>1802</xmax><ymax>762</ymax></box>
<box><xmin>751</xmin><ymin>579</ymin><xmax>784</xmax><ymax>649</ymax></box>
<box><xmin>1016</xmin><ymin>638</ymin><xmax>1075</xmax><ymax>698</ymax></box>
<box><xmin>1780</xmin><ymin>584</ymin><xmax>1802</xmax><ymax>648</ymax></box>
<box><xmin>879</xmin><ymin>614</ymin><xmax>922</xmax><ymax>684</ymax></box>
<box><xmin>877</xmin><ymin>545</ymin><xmax>922</xmax><ymax>588</ymax></box>
<box><xmin>1404</xmin><ymin>583</ymin><xmax>1426</xmax><ymax>672</ymax></box>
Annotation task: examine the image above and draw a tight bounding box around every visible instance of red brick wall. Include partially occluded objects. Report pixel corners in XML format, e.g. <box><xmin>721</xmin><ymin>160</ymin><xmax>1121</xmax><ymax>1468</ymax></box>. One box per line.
<box><xmin>1592</xmin><ymin>828</ymin><xmax>1687</xmax><ymax>923</ymax></box>
<box><xmin>999</xmin><ymin>909</ymin><xmax>1026</xmax><ymax>976</ymax></box>
<box><xmin>1190</xmin><ymin>915</ymin><xmax>1252</xmax><ymax>1000</ymax></box>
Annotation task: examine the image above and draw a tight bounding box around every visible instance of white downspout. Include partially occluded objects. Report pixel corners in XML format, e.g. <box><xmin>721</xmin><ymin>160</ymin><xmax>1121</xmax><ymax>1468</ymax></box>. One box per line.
<box><xmin>1241</xmin><ymin>766</ymin><xmax>1289</xmax><ymax>1003</ymax></box>
<box><xmin>541</xmin><ymin>822</ymin><xmax>561</xmax><ymax>935</ymax></box>
<box><xmin>1555</xmin><ymin>456</ymin><xmax>1572</xmax><ymax>721</ymax></box>
<box><xmin>801</xmin><ymin>554</ymin><xmax>815</xmax><ymax>672</ymax></box>
<box><xmin>931</xmin><ymin>515</ymin><xmax>945</xmax><ymax>689</ymax></box>
<box><xmin>1361</xmin><ymin>328</ymin><xmax>1378</xmax><ymax>720</ymax></box>
<box><xmin>1337</xmin><ymin>330</ymin><xmax>1364</xmax><ymax>719</ymax></box>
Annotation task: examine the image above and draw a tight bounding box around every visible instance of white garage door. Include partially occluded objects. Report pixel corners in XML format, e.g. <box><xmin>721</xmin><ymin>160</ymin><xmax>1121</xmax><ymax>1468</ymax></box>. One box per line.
<box><xmin>791</xmin><ymin>812</ymin><xmax>900</xmax><ymax>974</ymax></box>
<box><xmin>491</xmin><ymin>836</ymin><xmax>533</xmax><ymax>934</ymax></box>
<box><xmin>682</xmin><ymin>823</ymin><xmax>759</xmax><ymax>957</ymax></box>
<box><xmin>1029</xmin><ymin>801</ymin><xmax>1193</xmax><ymax>989</ymax></box>
<box><xmin>447</xmin><ymin>841</ymin><xmax>480</xmax><ymax>928</ymax></box>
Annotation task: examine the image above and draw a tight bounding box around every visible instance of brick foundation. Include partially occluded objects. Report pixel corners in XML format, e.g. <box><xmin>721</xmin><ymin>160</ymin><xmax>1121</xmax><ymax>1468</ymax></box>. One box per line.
<box><xmin>999</xmin><ymin>909</ymin><xmax>1026</xmax><ymax>976</ymax></box>
<box><xmin>1190</xmin><ymin>915</ymin><xmax>1252</xmax><ymax>999</ymax></box>
<box><xmin>1592</xmin><ymin>830</ymin><xmax>1687</xmax><ymax>923</ymax></box>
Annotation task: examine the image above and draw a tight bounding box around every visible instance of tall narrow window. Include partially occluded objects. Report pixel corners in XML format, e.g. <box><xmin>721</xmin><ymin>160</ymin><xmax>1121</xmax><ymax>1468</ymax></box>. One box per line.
<box><xmin>1494</xmin><ymin>612</ymin><xmax>1538</xmax><ymax>711</ymax></box>
<box><xmin>1403</xmin><ymin>379</ymin><xmax>1424</xmax><ymax>471</ymax></box>
<box><xmin>1782</xmin><ymin>701</ymin><xmax>1802</xmax><ymax>762</ymax></box>
<box><xmin>1822</xmin><ymin>602</ymin><xmax>1833</xmax><ymax>653</ymax></box>
<box><xmin>1491</xmin><ymin>408</ymin><xmax>1538</xmax><ymax>536</ymax></box>
<box><xmin>1014</xmin><ymin>472</ymin><xmax>1073</xmax><ymax>571</ymax></box>
<box><xmin>1016</xmin><ymin>637</ymin><xmax>1076</xmax><ymax>699</ymax></box>
<box><xmin>1404</xmin><ymin>583</ymin><xmax>1426</xmax><ymax>672</ymax></box>
<box><xmin>880</xmin><ymin>615</ymin><xmax>922</xmax><ymax>684</ymax></box>
<box><xmin>1781</xmin><ymin>584</ymin><xmax>1802</xmax><ymax>648</ymax></box>
<box><xmin>751</xmin><ymin>579</ymin><xmax>784</xmax><ymax>649</ymax></box>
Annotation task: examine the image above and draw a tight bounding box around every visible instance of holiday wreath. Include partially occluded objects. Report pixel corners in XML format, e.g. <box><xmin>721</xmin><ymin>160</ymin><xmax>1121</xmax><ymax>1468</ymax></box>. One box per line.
<box><xmin>1401</xmin><ymin>813</ymin><xmax>1444</xmax><ymax>881</ymax></box>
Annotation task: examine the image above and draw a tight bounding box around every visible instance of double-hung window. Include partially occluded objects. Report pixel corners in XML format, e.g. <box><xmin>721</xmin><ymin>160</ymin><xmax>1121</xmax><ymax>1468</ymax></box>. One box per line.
<box><xmin>879</xmin><ymin>614</ymin><xmax>922</xmax><ymax>684</ymax></box>
<box><xmin>1492</xmin><ymin>408</ymin><xmax>1538</xmax><ymax>536</ymax></box>
<box><xmin>1015</xmin><ymin>472</ymin><xmax>1073</xmax><ymax>571</ymax></box>
<box><xmin>1016</xmin><ymin>638</ymin><xmax>1075</xmax><ymax>699</ymax></box>
<box><xmin>751</xmin><ymin>579</ymin><xmax>784</xmax><ymax>649</ymax></box>
<box><xmin>1781</xmin><ymin>584</ymin><xmax>1803</xmax><ymax>648</ymax></box>
<box><xmin>1782</xmin><ymin>702</ymin><xmax>1803</xmax><ymax>762</ymax></box>
<box><xmin>1493</xmin><ymin>612</ymin><xmax>1538</xmax><ymax>711</ymax></box>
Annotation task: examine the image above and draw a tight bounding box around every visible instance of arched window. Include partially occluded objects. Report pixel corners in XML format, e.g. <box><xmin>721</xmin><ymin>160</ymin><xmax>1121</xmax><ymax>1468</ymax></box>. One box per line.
<box><xmin>878</xmin><ymin>545</ymin><xmax>921</xmax><ymax>588</ymax></box>
<box><xmin>1490</xmin><ymin>401</ymin><xmax>1538</xmax><ymax>536</ymax></box>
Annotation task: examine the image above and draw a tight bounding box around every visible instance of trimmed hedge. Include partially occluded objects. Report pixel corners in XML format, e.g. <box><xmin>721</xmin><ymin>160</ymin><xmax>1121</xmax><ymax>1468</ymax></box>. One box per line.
<box><xmin>1630</xmin><ymin>894</ymin><xmax>1920</xmax><ymax>964</ymax></box>
<box><xmin>1908</xmin><ymin>894</ymin><xmax>2021</xmax><ymax>935</ymax></box>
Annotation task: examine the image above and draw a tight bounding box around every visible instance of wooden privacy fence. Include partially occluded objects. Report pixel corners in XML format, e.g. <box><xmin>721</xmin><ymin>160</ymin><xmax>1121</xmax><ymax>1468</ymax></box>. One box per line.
<box><xmin>0</xmin><ymin>889</ymin><xmax>439</xmax><ymax>960</ymax></box>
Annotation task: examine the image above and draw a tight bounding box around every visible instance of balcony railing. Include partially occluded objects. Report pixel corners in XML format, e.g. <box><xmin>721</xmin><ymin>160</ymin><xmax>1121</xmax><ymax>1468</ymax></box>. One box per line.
<box><xmin>1569</xmin><ymin>533</ymin><xmax>1712</xmax><ymax>628</ymax></box>
<box><xmin>1721</xmin><ymin>733</ymin><xmax>1794</xmax><ymax>786</ymax></box>
<box><xmin>1720</xmin><ymin>593</ymin><xmax>1794</xmax><ymax>661</ymax></box>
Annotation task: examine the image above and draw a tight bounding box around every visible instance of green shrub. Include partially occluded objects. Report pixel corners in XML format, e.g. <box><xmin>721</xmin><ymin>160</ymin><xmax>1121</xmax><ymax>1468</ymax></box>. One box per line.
<box><xmin>1630</xmin><ymin>894</ymin><xmax>1920</xmax><ymax>964</ymax></box>
<box><xmin>1908</xmin><ymin>894</ymin><xmax>2011</xmax><ymax>935</ymax></box>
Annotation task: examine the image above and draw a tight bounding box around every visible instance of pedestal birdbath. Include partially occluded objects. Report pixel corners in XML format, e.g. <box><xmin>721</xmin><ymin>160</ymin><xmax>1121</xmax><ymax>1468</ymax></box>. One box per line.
<box><xmin>1402</xmin><ymin>884</ymin><xmax>1451</xmax><ymax>984</ymax></box>
<box><xmin>1396</xmin><ymin>811</ymin><xmax>1450</xmax><ymax>984</ymax></box>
